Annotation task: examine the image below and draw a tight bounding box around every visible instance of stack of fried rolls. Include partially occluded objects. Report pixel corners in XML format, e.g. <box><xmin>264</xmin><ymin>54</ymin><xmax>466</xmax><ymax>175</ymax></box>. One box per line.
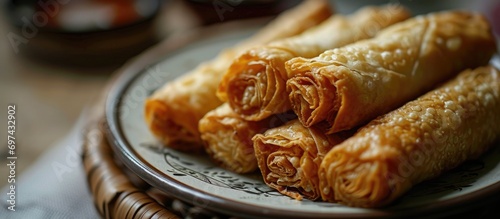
<box><xmin>145</xmin><ymin>2</ymin><xmax>499</xmax><ymax>208</ymax></box>
<box><xmin>200</xmin><ymin>4</ymin><xmax>411</xmax><ymax>173</ymax></box>
<box><xmin>253</xmin><ymin>10</ymin><xmax>497</xmax><ymax>205</ymax></box>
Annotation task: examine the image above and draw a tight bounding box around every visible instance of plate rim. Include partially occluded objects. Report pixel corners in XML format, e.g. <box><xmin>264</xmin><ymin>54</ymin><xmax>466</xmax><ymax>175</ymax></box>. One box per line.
<box><xmin>104</xmin><ymin>20</ymin><xmax>500</xmax><ymax>219</ymax></box>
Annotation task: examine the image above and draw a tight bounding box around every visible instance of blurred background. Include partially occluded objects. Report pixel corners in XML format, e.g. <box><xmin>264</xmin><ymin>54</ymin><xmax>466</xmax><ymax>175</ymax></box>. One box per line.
<box><xmin>0</xmin><ymin>0</ymin><xmax>499</xmax><ymax>189</ymax></box>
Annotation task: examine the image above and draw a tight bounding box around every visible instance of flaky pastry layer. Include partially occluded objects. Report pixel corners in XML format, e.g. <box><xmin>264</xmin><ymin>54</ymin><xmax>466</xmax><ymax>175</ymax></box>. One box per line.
<box><xmin>199</xmin><ymin>104</ymin><xmax>271</xmax><ymax>173</ymax></box>
<box><xmin>253</xmin><ymin>120</ymin><xmax>349</xmax><ymax>200</ymax></box>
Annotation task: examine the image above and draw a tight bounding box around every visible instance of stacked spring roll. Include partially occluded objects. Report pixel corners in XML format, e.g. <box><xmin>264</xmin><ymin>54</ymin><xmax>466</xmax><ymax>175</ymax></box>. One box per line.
<box><xmin>286</xmin><ymin>10</ymin><xmax>497</xmax><ymax>133</ymax></box>
<box><xmin>199</xmin><ymin>104</ymin><xmax>263</xmax><ymax>173</ymax></box>
<box><xmin>199</xmin><ymin>104</ymin><xmax>296</xmax><ymax>173</ymax></box>
<box><xmin>217</xmin><ymin>4</ymin><xmax>411</xmax><ymax>121</ymax></box>
<box><xmin>253</xmin><ymin>120</ymin><xmax>352</xmax><ymax>200</ymax></box>
<box><xmin>144</xmin><ymin>0</ymin><xmax>332</xmax><ymax>152</ymax></box>
<box><xmin>319</xmin><ymin>65</ymin><xmax>500</xmax><ymax>207</ymax></box>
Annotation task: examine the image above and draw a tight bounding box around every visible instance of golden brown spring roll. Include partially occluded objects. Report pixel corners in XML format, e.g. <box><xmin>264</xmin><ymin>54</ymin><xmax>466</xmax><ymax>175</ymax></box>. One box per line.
<box><xmin>217</xmin><ymin>4</ymin><xmax>411</xmax><ymax>121</ymax></box>
<box><xmin>144</xmin><ymin>0</ymin><xmax>332</xmax><ymax>152</ymax></box>
<box><xmin>287</xmin><ymin>11</ymin><xmax>497</xmax><ymax>134</ymax></box>
<box><xmin>253</xmin><ymin>120</ymin><xmax>351</xmax><ymax>200</ymax></box>
<box><xmin>198</xmin><ymin>103</ymin><xmax>271</xmax><ymax>173</ymax></box>
<box><xmin>319</xmin><ymin>65</ymin><xmax>500</xmax><ymax>208</ymax></box>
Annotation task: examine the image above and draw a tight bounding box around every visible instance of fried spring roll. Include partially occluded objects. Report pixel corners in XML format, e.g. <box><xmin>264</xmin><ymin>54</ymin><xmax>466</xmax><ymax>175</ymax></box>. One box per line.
<box><xmin>286</xmin><ymin>11</ymin><xmax>497</xmax><ymax>134</ymax></box>
<box><xmin>144</xmin><ymin>0</ymin><xmax>332</xmax><ymax>152</ymax></box>
<box><xmin>199</xmin><ymin>103</ymin><xmax>290</xmax><ymax>173</ymax></box>
<box><xmin>253</xmin><ymin>120</ymin><xmax>351</xmax><ymax>200</ymax></box>
<box><xmin>217</xmin><ymin>5</ymin><xmax>411</xmax><ymax>121</ymax></box>
<box><xmin>319</xmin><ymin>65</ymin><xmax>500</xmax><ymax>208</ymax></box>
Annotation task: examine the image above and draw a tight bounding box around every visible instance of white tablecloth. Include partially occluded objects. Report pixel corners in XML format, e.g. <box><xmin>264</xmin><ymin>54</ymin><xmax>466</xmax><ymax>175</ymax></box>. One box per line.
<box><xmin>0</xmin><ymin>113</ymin><xmax>100</xmax><ymax>219</ymax></box>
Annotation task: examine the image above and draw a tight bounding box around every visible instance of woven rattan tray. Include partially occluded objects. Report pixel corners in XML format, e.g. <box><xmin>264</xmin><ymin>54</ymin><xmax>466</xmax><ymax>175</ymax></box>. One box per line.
<box><xmin>82</xmin><ymin>107</ymin><xmax>230</xmax><ymax>219</ymax></box>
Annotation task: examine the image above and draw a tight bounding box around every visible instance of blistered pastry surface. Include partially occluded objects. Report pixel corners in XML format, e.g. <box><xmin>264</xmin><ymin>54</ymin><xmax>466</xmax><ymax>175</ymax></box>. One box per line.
<box><xmin>319</xmin><ymin>66</ymin><xmax>500</xmax><ymax>207</ymax></box>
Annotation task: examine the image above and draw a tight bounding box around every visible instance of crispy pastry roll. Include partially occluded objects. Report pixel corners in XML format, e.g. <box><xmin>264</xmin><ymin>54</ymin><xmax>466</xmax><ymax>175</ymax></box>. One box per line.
<box><xmin>319</xmin><ymin>65</ymin><xmax>500</xmax><ymax>208</ymax></box>
<box><xmin>144</xmin><ymin>0</ymin><xmax>332</xmax><ymax>152</ymax></box>
<box><xmin>217</xmin><ymin>4</ymin><xmax>411</xmax><ymax>121</ymax></box>
<box><xmin>253</xmin><ymin>120</ymin><xmax>351</xmax><ymax>200</ymax></box>
<box><xmin>286</xmin><ymin>11</ymin><xmax>497</xmax><ymax>134</ymax></box>
<box><xmin>199</xmin><ymin>103</ymin><xmax>291</xmax><ymax>173</ymax></box>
